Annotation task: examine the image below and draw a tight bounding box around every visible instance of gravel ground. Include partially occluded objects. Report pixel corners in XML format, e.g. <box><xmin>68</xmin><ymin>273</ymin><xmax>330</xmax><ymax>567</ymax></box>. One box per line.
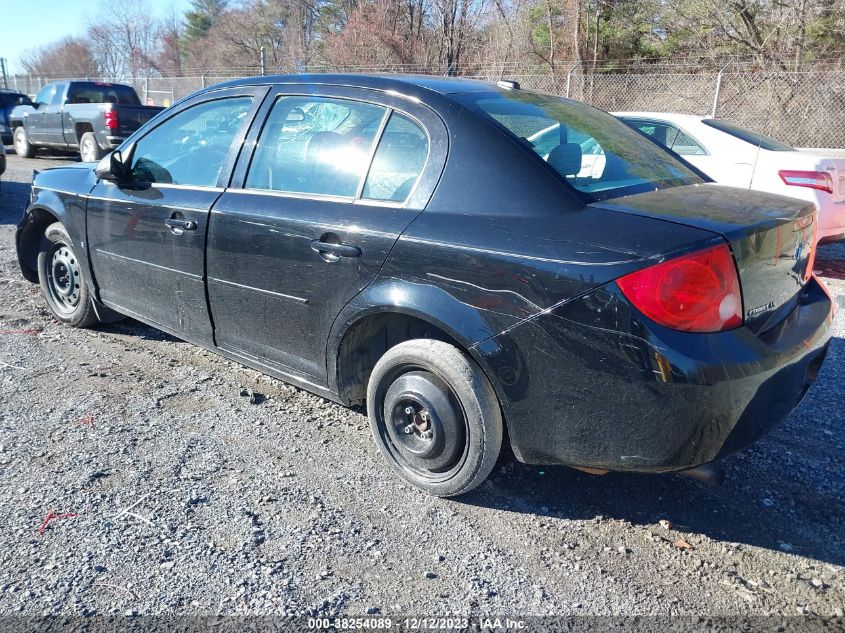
<box><xmin>0</xmin><ymin>150</ymin><xmax>844</xmax><ymax>621</ymax></box>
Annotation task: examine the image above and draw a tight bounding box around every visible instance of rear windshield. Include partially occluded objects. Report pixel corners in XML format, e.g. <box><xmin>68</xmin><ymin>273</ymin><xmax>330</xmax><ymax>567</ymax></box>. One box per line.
<box><xmin>67</xmin><ymin>83</ymin><xmax>140</xmax><ymax>106</ymax></box>
<box><xmin>702</xmin><ymin>119</ymin><xmax>794</xmax><ymax>151</ymax></box>
<box><xmin>456</xmin><ymin>91</ymin><xmax>704</xmax><ymax>202</ymax></box>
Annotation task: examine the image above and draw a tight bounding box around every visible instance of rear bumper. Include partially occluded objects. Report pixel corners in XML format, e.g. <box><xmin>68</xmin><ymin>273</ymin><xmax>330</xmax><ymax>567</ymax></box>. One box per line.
<box><xmin>489</xmin><ymin>277</ymin><xmax>833</xmax><ymax>471</ymax></box>
<box><xmin>816</xmin><ymin>197</ymin><xmax>845</xmax><ymax>242</ymax></box>
<box><xmin>104</xmin><ymin>136</ymin><xmax>125</xmax><ymax>149</ymax></box>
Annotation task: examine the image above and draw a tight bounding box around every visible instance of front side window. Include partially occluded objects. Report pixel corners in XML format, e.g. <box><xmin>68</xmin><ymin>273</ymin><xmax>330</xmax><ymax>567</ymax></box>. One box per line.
<box><xmin>246</xmin><ymin>96</ymin><xmax>387</xmax><ymax>198</ymax></box>
<box><xmin>35</xmin><ymin>85</ymin><xmax>55</xmax><ymax>106</ymax></box>
<box><xmin>458</xmin><ymin>91</ymin><xmax>704</xmax><ymax>202</ymax></box>
<box><xmin>628</xmin><ymin>120</ymin><xmax>680</xmax><ymax>147</ymax></box>
<box><xmin>626</xmin><ymin>119</ymin><xmax>707</xmax><ymax>157</ymax></box>
<box><xmin>49</xmin><ymin>85</ymin><xmax>66</xmax><ymax>105</ymax></box>
<box><xmin>130</xmin><ymin>96</ymin><xmax>253</xmax><ymax>187</ymax></box>
<box><xmin>362</xmin><ymin>113</ymin><xmax>429</xmax><ymax>202</ymax></box>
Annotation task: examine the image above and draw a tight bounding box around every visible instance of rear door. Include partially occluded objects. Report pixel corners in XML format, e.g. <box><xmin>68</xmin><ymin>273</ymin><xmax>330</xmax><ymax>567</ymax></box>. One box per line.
<box><xmin>86</xmin><ymin>86</ymin><xmax>268</xmax><ymax>344</ymax></box>
<box><xmin>206</xmin><ymin>86</ymin><xmax>447</xmax><ymax>383</ymax></box>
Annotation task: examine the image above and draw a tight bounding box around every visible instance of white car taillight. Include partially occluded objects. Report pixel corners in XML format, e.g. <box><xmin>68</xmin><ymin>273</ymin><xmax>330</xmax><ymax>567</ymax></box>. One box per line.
<box><xmin>778</xmin><ymin>170</ymin><xmax>833</xmax><ymax>194</ymax></box>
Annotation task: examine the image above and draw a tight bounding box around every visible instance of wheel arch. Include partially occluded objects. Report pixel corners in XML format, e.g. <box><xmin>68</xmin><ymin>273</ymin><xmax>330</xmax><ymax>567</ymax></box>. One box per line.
<box><xmin>74</xmin><ymin>122</ymin><xmax>95</xmax><ymax>145</ymax></box>
<box><xmin>328</xmin><ymin>278</ymin><xmax>526</xmax><ymax>423</ymax></box>
<box><xmin>16</xmin><ymin>204</ymin><xmax>62</xmax><ymax>283</ymax></box>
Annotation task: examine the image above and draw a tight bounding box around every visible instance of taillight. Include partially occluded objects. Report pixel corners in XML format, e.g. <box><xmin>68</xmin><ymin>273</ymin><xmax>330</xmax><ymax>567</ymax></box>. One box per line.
<box><xmin>616</xmin><ymin>243</ymin><xmax>743</xmax><ymax>333</ymax></box>
<box><xmin>778</xmin><ymin>170</ymin><xmax>833</xmax><ymax>194</ymax></box>
<box><xmin>103</xmin><ymin>110</ymin><xmax>119</xmax><ymax>130</ymax></box>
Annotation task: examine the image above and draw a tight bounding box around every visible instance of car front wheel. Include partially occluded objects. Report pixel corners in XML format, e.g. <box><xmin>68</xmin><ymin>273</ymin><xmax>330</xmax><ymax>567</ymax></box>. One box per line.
<box><xmin>14</xmin><ymin>126</ymin><xmax>36</xmax><ymax>158</ymax></box>
<box><xmin>367</xmin><ymin>339</ymin><xmax>503</xmax><ymax>497</ymax></box>
<box><xmin>37</xmin><ymin>222</ymin><xmax>99</xmax><ymax>328</ymax></box>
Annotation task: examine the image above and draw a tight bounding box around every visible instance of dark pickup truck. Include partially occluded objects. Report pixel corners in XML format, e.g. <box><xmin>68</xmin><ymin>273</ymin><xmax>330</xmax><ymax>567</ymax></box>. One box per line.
<box><xmin>10</xmin><ymin>81</ymin><xmax>163</xmax><ymax>162</ymax></box>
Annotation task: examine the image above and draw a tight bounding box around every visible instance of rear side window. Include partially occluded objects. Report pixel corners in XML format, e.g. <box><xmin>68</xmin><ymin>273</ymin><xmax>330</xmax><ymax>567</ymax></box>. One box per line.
<box><xmin>246</xmin><ymin>96</ymin><xmax>387</xmax><ymax>198</ymax></box>
<box><xmin>130</xmin><ymin>96</ymin><xmax>253</xmax><ymax>187</ymax></box>
<box><xmin>458</xmin><ymin>91</ymin><xmax>703</xmax><ymax>202</ymax></box>
<box><xmin>362</xmin><ymin>113</ymin><xmax>429</xmax><ymax>202</ymax></box>
<box><xmin>671</xmin><ymin>130</ymin><xmax>706</xmax><ymax>155</ymax></box>
<box><xmin>68</xmin><ymin>83</ymin><xmax>140</xmax><ymax>106</ymax></box>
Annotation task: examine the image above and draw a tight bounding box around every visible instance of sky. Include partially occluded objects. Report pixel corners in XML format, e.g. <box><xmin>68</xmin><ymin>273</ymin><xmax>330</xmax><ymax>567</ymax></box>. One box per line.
<box><xmin>0</xmin><ymin>0</ymin><xmax>192</xmax><ymax>74</ymax></box>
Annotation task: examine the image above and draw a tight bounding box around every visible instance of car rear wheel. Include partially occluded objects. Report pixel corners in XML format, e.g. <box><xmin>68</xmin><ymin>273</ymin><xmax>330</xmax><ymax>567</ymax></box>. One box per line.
<box><xmin>37</xmin><ymin>222</ymin><xmax>99</xmax><ymax>328</ymax></box>
<box><xmin>14</xmin><ymin>126</ymin><xmax>36</xmax><ymax>158</ymax></box>
<box><xmin>79</xmin><ymin>132</ymin><xmax>105</xmax><ymax>163</ymax></box>
<box><xmin>367</xmin><ymin>339</ymin><xmax>503</xmax><ymax>497</ymax></box>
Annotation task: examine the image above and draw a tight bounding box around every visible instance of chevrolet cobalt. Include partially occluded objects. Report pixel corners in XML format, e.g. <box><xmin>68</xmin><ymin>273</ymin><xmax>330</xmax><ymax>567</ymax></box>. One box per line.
<box><xmin>15</xmin><ymin>75</ymin><xmax>832</xmax><ymax>496</ymax></box>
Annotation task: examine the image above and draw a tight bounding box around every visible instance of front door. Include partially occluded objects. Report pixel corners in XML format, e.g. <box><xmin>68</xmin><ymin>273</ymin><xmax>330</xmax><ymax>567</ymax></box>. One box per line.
<box><xmin>41</xmin><ymin>83</ymin><xmax>67</xmax><ymax>144</ymax></box>
<box><xmin>206</xmin><ymin>88</ymin><xmax>446</xmax><ymax>383</ymax></box>
<box><xmin>25</xmin><ymin>84</ymin><xmax>58</xmax><ymax>143</ymax></box>
<box><xmin>86</xmin><ymin>87</ymin><xmax>267</xmax><ymax>344</ymax></box>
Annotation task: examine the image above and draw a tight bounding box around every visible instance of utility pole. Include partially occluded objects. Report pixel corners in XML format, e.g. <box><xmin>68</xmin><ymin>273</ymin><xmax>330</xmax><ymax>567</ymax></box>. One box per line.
<box><xmin>0</xmin><ymin>58</ymin><xmax>8</xmax><ymax>89</ymax></box>
<box><xmin>260</xmin><ymin>47</ymin><xmax>266</xmax><ymax>77</ymax></box>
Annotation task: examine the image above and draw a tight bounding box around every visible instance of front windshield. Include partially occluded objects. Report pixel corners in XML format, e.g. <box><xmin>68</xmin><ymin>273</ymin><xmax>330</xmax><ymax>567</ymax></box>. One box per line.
<box><xmin>457</xmin><ymin>91</ymin><xmax>705</xmax><ymax>202</ymax></box>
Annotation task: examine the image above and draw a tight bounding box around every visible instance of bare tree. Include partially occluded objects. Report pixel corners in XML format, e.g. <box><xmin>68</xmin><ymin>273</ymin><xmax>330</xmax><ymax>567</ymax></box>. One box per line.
<box><xmin>87</xmin><ymin>0</ymin><xmax>161</xmax><ymax>80</ymax></box>
<box><xmin>20</xmin><ymin>37</ymin><xmax>98</xmax><ymax>78</ymax></box>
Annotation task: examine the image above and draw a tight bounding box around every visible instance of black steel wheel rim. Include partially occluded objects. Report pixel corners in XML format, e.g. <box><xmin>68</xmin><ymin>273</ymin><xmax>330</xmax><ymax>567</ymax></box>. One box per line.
<box><xmin>376</xmin><ymin>367</ymin><xmax>470</xmax><ymax>483</ymax></box>
<box><xmin>47</xmin><ymin>243</ymin><xmax>82</xmax><ymax>314</ymax></box>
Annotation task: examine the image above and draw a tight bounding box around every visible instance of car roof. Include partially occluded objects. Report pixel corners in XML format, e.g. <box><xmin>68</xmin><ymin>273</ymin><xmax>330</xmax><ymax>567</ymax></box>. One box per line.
<box><xmin>212</xmin><ymin>73</ymin><xmax>503</xmax><ymax>96</ymax></box>
<box><xmin>612</xmin><ymin>111</ymin><xmax>708</xmax><ymax>126</ymax></box>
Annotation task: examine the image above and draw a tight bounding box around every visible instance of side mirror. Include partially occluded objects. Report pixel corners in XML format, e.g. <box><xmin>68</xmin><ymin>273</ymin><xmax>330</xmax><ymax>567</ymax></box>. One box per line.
<box><xmin>94</xmin><ymin>143</ymin><xmax>136</xmax><ymax>183</ymax></box>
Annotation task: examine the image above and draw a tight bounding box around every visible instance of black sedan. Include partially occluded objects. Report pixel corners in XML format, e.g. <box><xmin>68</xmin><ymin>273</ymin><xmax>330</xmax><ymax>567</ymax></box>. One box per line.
<box><xmin>14</xmin><ymin>75</ymin><xmax>832</xmax><ymax>496</ymax></box>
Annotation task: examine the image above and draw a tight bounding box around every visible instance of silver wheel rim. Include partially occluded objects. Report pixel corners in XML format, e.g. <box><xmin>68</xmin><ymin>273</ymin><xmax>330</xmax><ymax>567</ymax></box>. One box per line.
<box><xmin>81</xmin><ymin>138</ymin><xmax>94</xmax><ymax>162</ymax></box>
<box><xmin>47</xmin><ymin>243</ymin><xmax>82</xmax><ymax>314</ymax></box>
<box><xmin>14</xmin><ymin>128</ymin><xmax>26</xmax><ymax>155</ymax></box>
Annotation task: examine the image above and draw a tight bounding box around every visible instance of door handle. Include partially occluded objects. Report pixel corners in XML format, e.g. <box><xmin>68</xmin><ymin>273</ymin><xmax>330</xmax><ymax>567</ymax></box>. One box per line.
<box><xmin>310</xmin><ymin>239</ymin><xmax>362</xmax><ymax>259</ymax></box>
<box><xmin>164</xmin><ymin>217</ymin><xmax>197</xmax><ymax>231</ymax></box>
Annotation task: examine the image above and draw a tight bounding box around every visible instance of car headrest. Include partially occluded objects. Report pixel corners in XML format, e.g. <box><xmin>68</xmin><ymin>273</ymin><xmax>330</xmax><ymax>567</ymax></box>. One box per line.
<box><xmin>547</xmin><ymin>142</ymin><xmax>582</xmax><ymax>177</ymax></box>
<box><xmin>306</xmin><ymin>131</ymin><xmax>348</xmax><ymax>165</ymax></box>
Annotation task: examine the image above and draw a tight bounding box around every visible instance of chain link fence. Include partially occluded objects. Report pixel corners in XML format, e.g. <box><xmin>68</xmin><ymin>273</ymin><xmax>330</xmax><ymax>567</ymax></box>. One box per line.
<box><xmin>6</xmin><ymin>66</ymin><xmax>845</xmax><ymax>148</ymax></box>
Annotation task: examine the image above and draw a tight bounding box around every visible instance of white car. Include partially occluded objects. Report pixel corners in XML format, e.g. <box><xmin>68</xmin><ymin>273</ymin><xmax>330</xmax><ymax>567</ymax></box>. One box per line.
<box><xmin>613</xmin><ymin>112</ymin><xmax>845</xmax><ymax>243</ymax></box>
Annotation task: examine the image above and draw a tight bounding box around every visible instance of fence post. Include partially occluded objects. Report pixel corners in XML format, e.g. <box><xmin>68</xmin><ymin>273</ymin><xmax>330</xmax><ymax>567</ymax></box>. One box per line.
<box><xmin>565</xmin><ymin>61</ymin><xmax>581</xmax><ymax>98</ymax></box>
<box><xmin>711</xmin><ymin>60</ymin><xmax>733</xmax><ymax>118</ymax></box>
<box><xmin>260</xmin><ymin>47</ymin><xmax>266</xmax><ymax>76</ymax></box>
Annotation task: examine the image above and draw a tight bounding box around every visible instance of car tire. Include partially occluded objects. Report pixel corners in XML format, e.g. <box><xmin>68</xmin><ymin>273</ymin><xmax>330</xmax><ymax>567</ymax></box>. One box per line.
<box><xmin>367</xmin><ymin>339</ymin><xmax>503</xmax><ymax>497</ymax></box>
<box><xmin>37</xmin><ymin>222</ymin><xmax>99</xmax><ymax>328</ymax></box>
<box><xmin>14</xmin><ymin>126</ymin><xmax>36</xmax><ymax>158</ymax></box>
<box><xmin>79</xmin><ymin>132</ymin><xmax>105</xmax><ymax>163</ymax></box>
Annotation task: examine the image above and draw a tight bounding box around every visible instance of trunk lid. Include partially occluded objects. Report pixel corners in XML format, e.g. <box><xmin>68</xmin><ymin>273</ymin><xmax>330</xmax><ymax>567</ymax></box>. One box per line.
<box><xmin>593</xmin><ymin>183</ymin><xmax>816</xmax><ymax>332</ymax></box>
